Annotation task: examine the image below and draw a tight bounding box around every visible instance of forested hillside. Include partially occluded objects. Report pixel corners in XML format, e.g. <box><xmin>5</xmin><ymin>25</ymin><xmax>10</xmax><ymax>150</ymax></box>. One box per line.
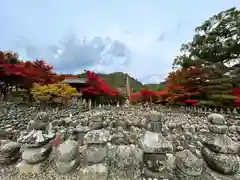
<box><xmin>78</xmin><ymin>72</ymin><xmax>144</xmax><ymax>90</ymax></box>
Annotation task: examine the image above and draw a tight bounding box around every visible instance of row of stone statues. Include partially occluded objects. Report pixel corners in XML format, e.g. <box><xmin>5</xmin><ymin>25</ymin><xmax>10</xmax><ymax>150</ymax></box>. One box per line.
<box><xmin>0</xmin><ymin>109</ymin><xmax>240</xmax><ymax>179</ymax></box>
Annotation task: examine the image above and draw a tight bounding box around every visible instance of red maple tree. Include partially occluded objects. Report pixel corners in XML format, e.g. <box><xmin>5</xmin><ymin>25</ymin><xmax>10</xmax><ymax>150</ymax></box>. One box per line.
<box><xmin>163</xmin><ymin>65</ymin><xmax>207</xmax><ymax>104</ymax></box>
<box><xmin>0</xmin><ymin>51</ymin><xmax>58</xmax><ymax>89</ymax></box>
<box><xmin>79</xmin><ymin>71</ymin><xmax>119</xmax><ymax>97</ymax></box>
<box><xmin>129</xmin><ymin>88</ymin><xmax>167</xmax><ymax>103</ymax></box>
<box><xmin>231</xmin><ymin>88</ymin><xmax>240</xmax><ymax>107</ymax></box>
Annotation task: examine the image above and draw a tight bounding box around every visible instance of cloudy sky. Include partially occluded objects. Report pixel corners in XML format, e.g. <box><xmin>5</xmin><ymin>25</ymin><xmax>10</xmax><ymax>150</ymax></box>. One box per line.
<box><xmin>0</xmin><ymin>0</ymin><xmax>239</xmax><ymax>83</ymax></box>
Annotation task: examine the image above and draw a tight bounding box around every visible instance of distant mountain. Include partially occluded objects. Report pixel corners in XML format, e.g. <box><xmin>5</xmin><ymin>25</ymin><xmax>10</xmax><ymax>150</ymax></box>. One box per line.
<box><xmin>78</xmin><ymin>72</ymin><xmax>143</xmax><ymax>90</ymax></box>
<box><xmin>144</xmin><ymin>81</ymin><xmax>166</xmax><ymax>91</ymax></box>
<box><xmin>76</xmin><ymin>72</ymin><xmax>167</xmax><ymax>92</ymax></box>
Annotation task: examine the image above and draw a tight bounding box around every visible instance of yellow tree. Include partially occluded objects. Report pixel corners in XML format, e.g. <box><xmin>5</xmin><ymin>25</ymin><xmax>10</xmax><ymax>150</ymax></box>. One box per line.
<box><xmin>30</xmin><ymin>82</ymin><xmax>80</xmax><ymax>107</ymax></box>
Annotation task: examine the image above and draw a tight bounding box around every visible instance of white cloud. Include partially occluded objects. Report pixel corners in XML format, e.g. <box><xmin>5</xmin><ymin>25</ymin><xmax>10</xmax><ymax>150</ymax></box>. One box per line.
<box><xmin>14</xmin><ymin>26</ymin><xmax>181</xmax><ymax>83</ymax></box>
<box><xmin>104</xmin><ymin>26</ymin><xmax>180</xmax><ymax>81</ymax></box>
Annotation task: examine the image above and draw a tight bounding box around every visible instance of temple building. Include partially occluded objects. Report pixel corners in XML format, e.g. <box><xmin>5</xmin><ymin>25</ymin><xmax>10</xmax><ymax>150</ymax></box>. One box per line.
<box><xmin>62</xmin><ymin>78</ymin><xmax>87</xmax><ymax>89</ymax></box>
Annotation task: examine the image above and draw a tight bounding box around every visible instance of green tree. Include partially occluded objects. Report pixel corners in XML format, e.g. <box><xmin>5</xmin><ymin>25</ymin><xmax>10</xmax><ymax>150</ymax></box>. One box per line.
<box><xmin>171</xmin><ymin>7</ymin><xmax>240</xmax><ymax>107</ymax></box>
<box><xmin>173</xmin><ymin>7</ymin><xmax>240</xmax><ymax>68</ymax></box>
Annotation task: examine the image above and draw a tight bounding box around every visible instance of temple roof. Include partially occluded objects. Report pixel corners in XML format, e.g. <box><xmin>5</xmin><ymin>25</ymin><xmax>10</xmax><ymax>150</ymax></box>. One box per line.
<box><xmin>62</xmin><ymin>78</ymin><xmax>86</xmax><ymax>84</ymax></box>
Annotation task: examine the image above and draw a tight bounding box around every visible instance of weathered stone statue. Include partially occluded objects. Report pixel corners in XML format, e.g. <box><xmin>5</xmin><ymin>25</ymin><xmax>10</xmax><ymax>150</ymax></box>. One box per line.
<box><xmin>201</xmin><ymin>113</ymin><xmax>240</xmax><ymax>179</ymax></box>
<box><xmin>55</xmin><ymin>139</ymin><xmax>79</xmax><ymax>174</ymax></box>
<box><xmin>79</xmin><ymin>129</ymin><xmax>110</xmax><ymax>180</ymax></box>
<box><xmin>139</xmin><ymin>114</ymin><xmax>175</xmax><ymax>179</ymax></box>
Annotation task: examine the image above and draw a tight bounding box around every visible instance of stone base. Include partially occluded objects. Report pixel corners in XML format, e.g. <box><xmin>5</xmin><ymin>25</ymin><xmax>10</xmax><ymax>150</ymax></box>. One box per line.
<box><xmin>176</xmin><ymin>168</ymin><xmax>204</xmax><ymax>180</ymax></box>
<box><xmin>0</xmin><ymin>154</ymin><xmax>20</xmax><ymax>165</ymax></box>
<box><xmin>82</xmin><ymin>144</ymin><xmax>107</xmax><ymax>164</ymax></box>
<box><xmin>202</xmin><ymin>148</ymin><xmax>240</xmax><ymax>174</ymax></box>
<box><xmin>205</xmin><ymin>167</ymin><xmax>240</xmax><ymax>180</ymax></box>
<box><xmin>176</xmin><ymin>166</ymin><xmax>240</xmax><ymax>180</ymax></box>
<box><xmin>56</xmin><ymin>159</ymin><xmax>80</xmax><ymax>174</ymax></box>
<box><xmin>108</xmin><ymin>167</ymin><xmax>142</xmax><ymax>180</ymax></box>
<box><xmin>142</xmin><ymin>167</ymin><xmax>175</xmax><ymax>180</ymax></box>
<box><xmin>79</xmin><ymin>163</ymin><xmax>108</xmax><ymax>180</ymax></box>
<box><xmin>16</xmin><ymin>160</ymin><xmax>49</xmax><ymax>174</ymax></box>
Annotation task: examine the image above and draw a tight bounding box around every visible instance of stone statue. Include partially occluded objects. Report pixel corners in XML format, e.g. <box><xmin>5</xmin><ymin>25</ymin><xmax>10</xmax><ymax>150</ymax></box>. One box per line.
<box><xmin>140</xmin><ymin>114</ymin><xmax>175</xmax><ymax>179</ymax></box>
<box><xmin>201</xmin><ymin>113</ymin><xmax>240</xmax><ymax>177</ymax></box>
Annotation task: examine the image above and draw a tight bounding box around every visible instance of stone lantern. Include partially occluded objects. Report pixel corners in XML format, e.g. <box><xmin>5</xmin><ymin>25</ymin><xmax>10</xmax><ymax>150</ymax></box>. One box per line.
<box><xmin>140</xmin><ymin>114</ymin><xmax>174</xmax><ymax>179</ymax></box>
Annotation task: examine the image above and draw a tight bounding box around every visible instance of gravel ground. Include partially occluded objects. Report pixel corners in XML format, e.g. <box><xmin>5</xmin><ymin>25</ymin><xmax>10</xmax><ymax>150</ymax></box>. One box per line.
<box><xmin>0</xmin><ymin>165</ymin><xmax>83</xmax><ymax>180</ymax></box>
<box><xmin>0</xmin><ymin>164</ymin><xmax>142</xmax><ymax>180</ymax></box>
